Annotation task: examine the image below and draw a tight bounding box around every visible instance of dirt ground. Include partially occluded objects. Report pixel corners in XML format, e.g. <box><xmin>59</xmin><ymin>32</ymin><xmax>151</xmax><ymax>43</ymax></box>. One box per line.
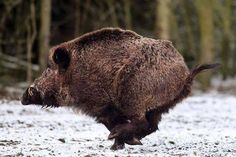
<box><xmin>0</xmin><ymin>93</ymin><xmax>236</xmax><ymax>157</ymax></box>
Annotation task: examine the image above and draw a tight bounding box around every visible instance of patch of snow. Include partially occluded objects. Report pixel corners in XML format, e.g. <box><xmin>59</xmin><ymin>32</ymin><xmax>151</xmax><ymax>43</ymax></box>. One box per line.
<box><xmin>211</xmin><ymin>76</ymin><xmax>236</xmax><ymax>95</ymax></box>
<box><xmin>212</xmin><ymin>76</ymin><xmax>236</xmax><ymax>88</ymax></box>
<box><xmin>0</xmin><ymin>94</ymin><xmax>236</xmax><ymax>157</ymax></box>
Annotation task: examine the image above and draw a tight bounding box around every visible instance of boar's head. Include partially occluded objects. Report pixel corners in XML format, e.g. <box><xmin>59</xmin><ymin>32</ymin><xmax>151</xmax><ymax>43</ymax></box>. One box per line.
<box><xmin>21</xmin><ymin>46</ymin><xmax>75</xmax><ymax>107</ymax></box>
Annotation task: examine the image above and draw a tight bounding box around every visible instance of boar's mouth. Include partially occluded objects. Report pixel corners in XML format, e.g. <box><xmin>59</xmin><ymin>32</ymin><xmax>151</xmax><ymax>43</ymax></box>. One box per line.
<box><xmin>21</xmin><ymin>87</ymin><xmax>42</xmax><ymax>105</ymax></box>
<box><xmin>21</xmin><ymin>87</ymin><xmax>59</xmax><ymax>108</ymax></box>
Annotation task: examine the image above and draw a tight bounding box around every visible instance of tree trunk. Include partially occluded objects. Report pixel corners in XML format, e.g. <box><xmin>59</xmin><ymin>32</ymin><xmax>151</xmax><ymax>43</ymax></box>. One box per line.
<box><xmin>156</xmin><ymin>0</ymin><xmax>170</xmax><ymax>39</ymax></box>
<box><xmin>182</xmin><ymin>0</ymin><xmax>195</xmax><ymax>57</ymax></box>
<box><xmin>74</xmin><ymin>0</ymin><xmax>80</xmax><ymax>37</ymax></box>
<box><xmin>124</xmin><ymin>0</ymin><xmax>132</xmax><ymax>29</ymax></box>
<box><xmin>26</xmin><ymin>24</ymin><xmax>32</xmax><ymax>84</ymax></box>
<box><xmin>221</xmin><ymin>0</ymin><xmax>232</xmax><ymax>79</ymax></box>
<box><xmin>39</xmin><ymin>0</ymin><xmax>51</xmax><ymax>73</ymax></box>
<box><xmin>107</xmin><ymin>0</ymin><xmax>118</xmax><ymax>27</ymax></box>
<box><xmin>233</xmin><ymin>29</ymin><xmax>236</xmax><ymax>75</ymax></box>
<box><xmin>26</xmin><ymin>0</ymin><xmax>37</xmax><ymax>84</ymax></box>
<box><xmin>196</xmin><ymin>0</ymin><xmax>214</xmax><ymax>90</ymax></box>
<box><xmin>233</xmin><ymin>48</ymin><xmax>236</xmax><ymax>75</ymax></box>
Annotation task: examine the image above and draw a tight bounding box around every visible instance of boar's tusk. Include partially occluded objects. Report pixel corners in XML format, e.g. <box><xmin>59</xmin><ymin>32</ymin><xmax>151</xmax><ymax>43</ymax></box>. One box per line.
<box><xmin>28</xmin><ymin>87</ymin><xmax>33</xmax><ymax>96</ymax></box>
<box><xmin>126</xmin><ymin>119</ymin><xmax>131</xmax><ymax>123</ymax></box>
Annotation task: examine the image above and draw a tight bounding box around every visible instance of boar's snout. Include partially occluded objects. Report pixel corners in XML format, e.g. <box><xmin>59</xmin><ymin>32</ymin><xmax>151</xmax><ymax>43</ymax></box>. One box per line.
<box><xmin>21</xmin><ymin>87</ymin><xmax>42</xmax><ymax>105</ymax></box>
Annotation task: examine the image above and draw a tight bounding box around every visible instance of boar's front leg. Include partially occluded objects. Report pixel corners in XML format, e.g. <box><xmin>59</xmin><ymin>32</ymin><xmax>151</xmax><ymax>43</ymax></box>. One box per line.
<box><xmin>97</xmin><ymin>106</ymin><xmax>128</xmax><ymax>130</ymax></box>
<box><xmin>97</xmin><ymin>117</ymin><xmax>126</xmax><ymax>150</ymax></box>
<box><xmin>108</xmin><ymin>118</ymin><xmax>147</xmax><ymax>143</ymax></box>
<box><xmin>108</xmin><ymin>109</ymin><xmax>162</xmax><ymax>147</ymax></box>
<box><xmin>97</xmin><ymin>106</ymin><xmax>161</xmax><ymax>150</ymax></box>
<box><xmin>96</xmin><ymin>106</ymin><xmax>129</xmax><ymax>150</ymax></box>
<box><xmin>98</xmin><ymin>118</ymin><xmax>126</xmax><ymax>150</ymax></box>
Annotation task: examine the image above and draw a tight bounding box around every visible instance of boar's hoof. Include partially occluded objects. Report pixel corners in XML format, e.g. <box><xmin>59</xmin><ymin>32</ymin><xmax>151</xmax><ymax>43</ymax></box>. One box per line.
<box><xmin>125</xmin><ymin>137</ymin><xmax>142</xmax><ymax>145</ymax></box>
<box><xmin>108</xmin><ymin>123</ymin><xmax>134</xmax><ymax>140</ymax></box>
<box><xmin>108</xmin><ymin>123</ymin><xmax>141</xmax><ymax>146</ymax></box>
<box><xmin>110</xmin><ymin>140</ymin><xmax>125</xmax><ymax>150</ymax></box>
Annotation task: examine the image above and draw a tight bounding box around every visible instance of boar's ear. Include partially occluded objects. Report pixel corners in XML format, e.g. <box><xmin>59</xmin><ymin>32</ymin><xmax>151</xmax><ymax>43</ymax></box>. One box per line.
<box><xmin>52</xmin><ymin>48</ymin><xmax>70</xmax><ymax>71</ymax></box>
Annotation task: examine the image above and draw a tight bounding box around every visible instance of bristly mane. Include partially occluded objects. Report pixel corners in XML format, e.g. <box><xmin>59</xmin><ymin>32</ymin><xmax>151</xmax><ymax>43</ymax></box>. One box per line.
<box><xmin>73</xmin><ymin>27</ymin><xmax>141</xmax><ymax>46</ymax></box>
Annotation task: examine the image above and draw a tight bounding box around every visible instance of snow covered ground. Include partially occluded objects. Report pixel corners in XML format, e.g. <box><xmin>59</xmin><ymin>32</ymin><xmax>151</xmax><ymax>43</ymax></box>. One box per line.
<box><xmin>0</xmin><ymin>93</ymin><xmax>236</xmax><ymax>157</ymax></box>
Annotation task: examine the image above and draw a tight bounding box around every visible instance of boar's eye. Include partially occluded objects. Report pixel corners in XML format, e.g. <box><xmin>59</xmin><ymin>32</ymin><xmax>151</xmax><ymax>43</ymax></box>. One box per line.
<box><xmin>53</xmin><ymin>48</ymin><xmax>70</xmax><ymax>71</ymax></box>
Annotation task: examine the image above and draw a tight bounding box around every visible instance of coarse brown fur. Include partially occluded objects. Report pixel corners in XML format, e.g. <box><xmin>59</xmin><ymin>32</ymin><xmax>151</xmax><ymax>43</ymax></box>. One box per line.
<box><xmin>21</xmin><ymin>27</ymin><xmax>220</xmax><ymax>150</ymax></box>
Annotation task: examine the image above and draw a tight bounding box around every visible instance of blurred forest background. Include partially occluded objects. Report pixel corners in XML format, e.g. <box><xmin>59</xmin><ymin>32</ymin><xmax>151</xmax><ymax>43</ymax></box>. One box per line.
<box><xmin>0</xmin><ymin>0</ymin><xmax>236</xmax><ymax>98</ymax></box>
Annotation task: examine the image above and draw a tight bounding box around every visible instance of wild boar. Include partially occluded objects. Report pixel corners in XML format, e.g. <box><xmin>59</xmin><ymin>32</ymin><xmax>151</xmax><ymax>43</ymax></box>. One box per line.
<box><xmin>21</xmin><ymin>28</ymin><xmax>220</xmax><ymax>150</ymax></box>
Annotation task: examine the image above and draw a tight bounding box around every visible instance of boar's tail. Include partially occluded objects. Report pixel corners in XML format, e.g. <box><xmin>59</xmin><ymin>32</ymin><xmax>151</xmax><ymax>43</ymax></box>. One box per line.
<box><xmin>185</xmin><ymin>63</ymin><xmax>220</xmax><ymax>87</ymax></box>
<box><xmin>181</xmin><ymin>63</ymin><xmax>220</xmax><ymax>97</ymax></box>
<box><xmin>189</xmin><ymin>63</ymin><xmax>221</xmax><ymax>79</ymax></box>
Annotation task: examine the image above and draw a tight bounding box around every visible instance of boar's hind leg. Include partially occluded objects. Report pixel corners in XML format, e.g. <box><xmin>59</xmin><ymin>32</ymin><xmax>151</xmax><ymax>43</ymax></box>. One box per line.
<box><xmin>141</xmin><ymin>109</ymin><xmax>162</xmax><ymax>137</ymax></box>
<box><xmin>130</xmin><ymin>110</ymin><xmax>162</xmax><ymax>139</ymax></box>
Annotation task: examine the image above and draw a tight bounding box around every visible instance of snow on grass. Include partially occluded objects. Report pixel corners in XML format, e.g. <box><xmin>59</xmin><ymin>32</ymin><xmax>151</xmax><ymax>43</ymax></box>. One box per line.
<box><xmin>0</xmin><ymin>93</ymin><xmax>236</xmax><ymax>157</ymax></box>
